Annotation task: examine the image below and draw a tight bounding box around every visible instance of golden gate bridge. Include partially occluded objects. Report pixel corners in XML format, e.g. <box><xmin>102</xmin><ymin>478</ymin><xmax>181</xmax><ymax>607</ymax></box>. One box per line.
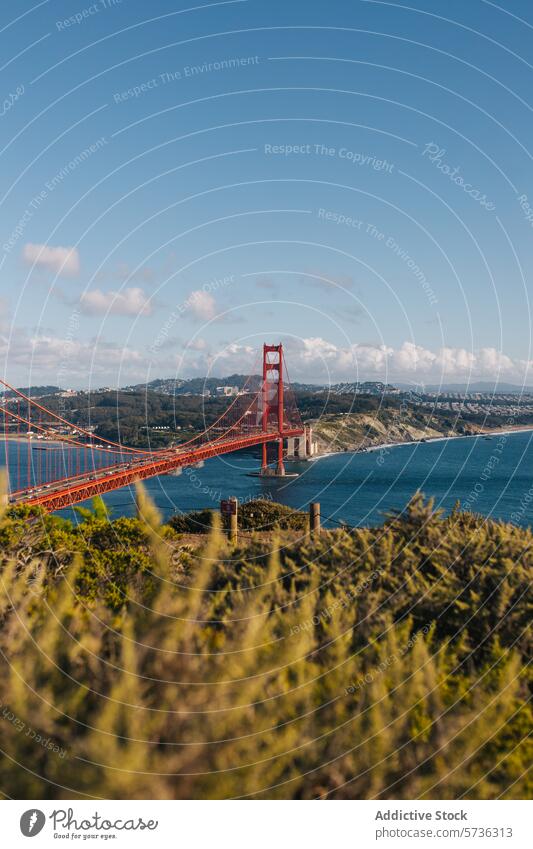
<box><xmin>1</xmin><ymin>344</ymin><xmax>310</xmax><ymax>513</ymax></box>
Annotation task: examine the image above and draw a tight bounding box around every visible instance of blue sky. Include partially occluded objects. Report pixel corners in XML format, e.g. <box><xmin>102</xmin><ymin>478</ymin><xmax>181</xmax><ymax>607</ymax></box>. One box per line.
<box><xmin>1</xmin><ymin>0</ymin><xmax>533</xmax><ymax>389</ymax></box>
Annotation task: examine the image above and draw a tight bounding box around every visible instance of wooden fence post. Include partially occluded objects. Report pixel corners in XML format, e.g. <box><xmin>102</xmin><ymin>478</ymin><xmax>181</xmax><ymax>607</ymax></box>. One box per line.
<box><xmin>310</xmin><ymin>502</ymin><xmax>320</xmax><ymax>538</ymax></box>
<box><xmin>221</xmin><ymin>497</ymin><xmax>238</xmax><ymax>543</ymax></box>
<box><xmin>229</xmin><ymin>497</ymin><xmax>238</xmax><ymax>543</ymax></box>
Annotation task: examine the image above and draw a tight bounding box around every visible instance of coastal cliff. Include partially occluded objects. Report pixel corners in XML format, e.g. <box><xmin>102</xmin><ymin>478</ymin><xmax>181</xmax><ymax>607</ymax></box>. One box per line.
<box><xmin>310</xmin><ymin>409</ymin><xmax>481</xmax><ymax>453</ymax></box>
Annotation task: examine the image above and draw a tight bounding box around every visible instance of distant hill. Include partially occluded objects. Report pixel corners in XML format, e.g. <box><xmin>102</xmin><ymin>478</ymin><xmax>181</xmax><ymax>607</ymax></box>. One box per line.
<box><xmin>126</xmin><ymin>374</ymin><xmax>319</xmax><ymax>395</ymax></box>
<box><xmin>126</xmin><ymin>374</ymin><xmax>257</xmax><ymax>395</ymax></box>
<box><xmin>1</xmin><ymin>385</ymin><xmax>61</xmax><ymax>398</ymax></box>
<box><xmin>126</xmin><ymin>377</ymin><xmax>186</xmax><ymax>394</ymax></box>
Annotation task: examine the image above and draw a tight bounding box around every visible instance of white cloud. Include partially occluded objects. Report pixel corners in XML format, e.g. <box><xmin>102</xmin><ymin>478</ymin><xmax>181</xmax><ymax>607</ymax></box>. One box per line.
<box><xmin>475</xmin><ymin>347</ymin><xmax>515</xmax><ymax>373</ymax></box>
<box><xmin>188</xmin><ymin>337</ymin><xmax>208</xmax><ymax>351</ymax></box>
<box><xmin>298</xmin><ymin>337</ymin><xmax>341</xmax><ymax>363</ymax></box>
<box><xmin>182</xmin><ymin>337</ymin><xmax>533</xmax><ymax>385</ymax></box>
<box><xmin>352</xmin><ymin>340</ymin><xmax>530</xmax><ymax>381</ymax></box>
<box><xmin>23</xmin><ymin>243</ymin><xmax>80</xmax><ymax>277</ymax></box>
<box><xmin>0</xmin><ymin>331</ymin><xmax>145</xmax><ymax>382</ymax></box>
<box><xmin>0</xmin><ymin>297</ymin><xmax>10</xmax><ymax>333</ymax></box>
<box><xmin>187</xmin><ymin>290</ymin><xmax>216</xmax><ymax>321</ymax></box>
<box><xmin>80</xmin><ymin>287</ymin><xmax>152</xmax><ymax>316</ymax></box>
<box><xmin>3</xmin><ymin>325</ymin><xmax>533</xmax><ymax>389</ymax></box>
<box><xmin>350</xmin><ymin>343</ymin><xmax>394</xmax><ymax>372</ymax></box>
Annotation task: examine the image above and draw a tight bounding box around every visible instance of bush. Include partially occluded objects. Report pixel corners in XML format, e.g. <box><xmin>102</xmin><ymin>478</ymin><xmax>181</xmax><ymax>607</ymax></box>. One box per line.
<box><xmin>168</xmin><ymin>499</ymin><xmax>308</xmax><ymax>534</ymax></box>
<box><xmin>168</xmin><ymin>507</ymin><xmax>217</xmax><ymax>534</ymax></box>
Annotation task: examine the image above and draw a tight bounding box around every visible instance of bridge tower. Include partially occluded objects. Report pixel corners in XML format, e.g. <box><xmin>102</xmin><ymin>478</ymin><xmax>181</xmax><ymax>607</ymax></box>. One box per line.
<box><xmin>261</xmin><ymin>343</ymin><xmax>285</xmax><ymax>475</ymax></box>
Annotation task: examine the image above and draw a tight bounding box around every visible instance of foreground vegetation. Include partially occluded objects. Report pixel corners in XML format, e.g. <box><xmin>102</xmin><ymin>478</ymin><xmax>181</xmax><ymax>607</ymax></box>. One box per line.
<box><xmin>0</xmin><ymin>490</ymin><xmax>530</xmax><ymax>799</ymax></box>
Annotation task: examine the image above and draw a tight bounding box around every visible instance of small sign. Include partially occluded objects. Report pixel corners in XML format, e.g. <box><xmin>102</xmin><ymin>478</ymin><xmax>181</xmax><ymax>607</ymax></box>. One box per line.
<box><xmin>220</xmin><ymin>499</ymin><xmax>237</xmax><ymax>516</ymax></box>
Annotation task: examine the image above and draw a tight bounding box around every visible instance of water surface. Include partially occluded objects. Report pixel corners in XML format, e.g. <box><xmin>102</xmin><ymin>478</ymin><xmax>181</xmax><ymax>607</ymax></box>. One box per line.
<box><xmin>9</xmin><ymin>430</ymin><xmax>530</xmax><ymax>528</ymax></box>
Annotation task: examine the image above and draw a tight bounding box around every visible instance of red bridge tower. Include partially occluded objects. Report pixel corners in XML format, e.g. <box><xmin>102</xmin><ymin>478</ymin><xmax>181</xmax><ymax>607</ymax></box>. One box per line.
<box><xmin>261</xmin><ymin>343</ymin><xmax>285</xmax><ymax>476</ymax></box>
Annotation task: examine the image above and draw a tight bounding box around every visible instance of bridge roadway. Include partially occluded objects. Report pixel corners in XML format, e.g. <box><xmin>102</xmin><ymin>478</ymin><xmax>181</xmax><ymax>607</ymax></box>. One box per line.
<box><xmin>11</xmin><ymin>426</ymin><xmax>305</xmax><ymax>513</ymax></box>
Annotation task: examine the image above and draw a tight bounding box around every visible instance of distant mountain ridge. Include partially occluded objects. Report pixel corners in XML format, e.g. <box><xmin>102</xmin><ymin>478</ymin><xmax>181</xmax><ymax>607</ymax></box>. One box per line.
<box><xmin>125</xmin><ymin>374</ymin><xmax>320</xmax><ymax>395</ymax></box>
<box><xmin>0</xmin><ymin>385</ymin><xmax>61</xmax><ymax>398</ymax></box>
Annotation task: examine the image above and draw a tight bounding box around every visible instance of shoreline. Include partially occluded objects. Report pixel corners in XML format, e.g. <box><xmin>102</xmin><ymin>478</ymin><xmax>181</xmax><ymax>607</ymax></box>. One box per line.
<box><xmin>5</xmin><ymin>424</ymin><xmax>533</xmax><ymax>462</ymax></box>
<box><xmin>310</xmin><ymin>424</ymin><xmax>533</xmax><ymax>461</ymax></box>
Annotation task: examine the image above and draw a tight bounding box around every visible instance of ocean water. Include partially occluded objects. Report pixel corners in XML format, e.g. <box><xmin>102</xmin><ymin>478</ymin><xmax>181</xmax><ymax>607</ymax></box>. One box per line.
<box><xmin>6</xmin><ymin>430</ymin><xmax>532</xmax><ymax>528</ymax></box>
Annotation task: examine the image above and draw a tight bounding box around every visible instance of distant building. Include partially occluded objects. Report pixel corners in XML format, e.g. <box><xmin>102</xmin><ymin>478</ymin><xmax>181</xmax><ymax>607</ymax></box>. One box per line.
<box><xmin>354</xmin><ymin>381</ymin><xmax>398</xmax><ymax>395</ymax></box>
<box><xmin>216</xmin><ymin>386</ymin><xmax>239</xmax><ymax>397</ymax></box>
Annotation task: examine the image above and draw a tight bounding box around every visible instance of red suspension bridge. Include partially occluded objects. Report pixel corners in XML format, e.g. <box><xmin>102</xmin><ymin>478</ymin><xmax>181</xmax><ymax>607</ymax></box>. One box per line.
<box><xmin>1</xmin><ymin>344</ymin><xmax>311</xmax><ymax>513</ymax></box>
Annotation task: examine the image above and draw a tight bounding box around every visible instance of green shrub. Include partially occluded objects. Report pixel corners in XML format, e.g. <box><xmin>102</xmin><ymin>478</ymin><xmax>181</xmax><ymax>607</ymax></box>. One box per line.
<box><xmin>169</xmin><ymin>499</ymin><xmax>308</xmax><ymax>534</ymax></box>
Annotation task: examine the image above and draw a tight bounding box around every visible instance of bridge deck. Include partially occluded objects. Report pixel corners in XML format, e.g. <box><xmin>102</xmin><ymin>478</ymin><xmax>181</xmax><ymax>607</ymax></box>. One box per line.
<box><xmin>13</xmin><ymin>428</ymin><xmax>305</xmax><ymax>512</ymax></box>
